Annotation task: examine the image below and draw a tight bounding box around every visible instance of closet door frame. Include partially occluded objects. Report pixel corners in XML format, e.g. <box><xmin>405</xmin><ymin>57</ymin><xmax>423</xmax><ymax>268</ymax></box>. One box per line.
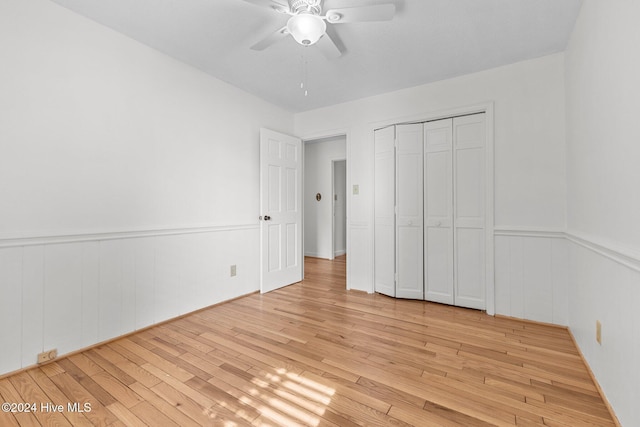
<box><xmin>370</xmin><ymin>102</ymin><xmax>494</xmax><ymax>315</ymax></box>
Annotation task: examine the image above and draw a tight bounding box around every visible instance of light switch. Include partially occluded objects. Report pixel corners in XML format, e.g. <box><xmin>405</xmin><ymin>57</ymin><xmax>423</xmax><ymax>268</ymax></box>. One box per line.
<box><xmin>353</xmin><ymin>184</ymin><xmax>359</xmax><ymax>195</ymax></box>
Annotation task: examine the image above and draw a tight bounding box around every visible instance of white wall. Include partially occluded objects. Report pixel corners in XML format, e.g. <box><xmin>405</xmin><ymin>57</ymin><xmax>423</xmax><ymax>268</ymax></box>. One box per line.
<box><xmin>295</xmin><ymin>54</ymin><xmax>567</xmax><ymax>300</ymax></box>
<box><xmin>0</xmin><ymin>0</ymin><xmax>292</xmax><ymax>376</ymax></box>
<box><xmin>303</xmin><ymin>137</ymin><xmax>346</xmax><ymax>258</ymax></box>
<box><xmin>565</xmin><ymin>1</ymin><xmax>640</xmax><ymax>425</ymax></box>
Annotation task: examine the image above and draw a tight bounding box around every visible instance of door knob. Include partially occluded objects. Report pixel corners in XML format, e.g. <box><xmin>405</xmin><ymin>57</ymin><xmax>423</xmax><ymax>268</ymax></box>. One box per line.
<box><xmin>436</xmin><ymin>221</ymin><xmax>442</xmax><ymax>227</ymax></box>
<box><xmin>264</xmin><ymin>215</ymin><xmax>271</xmax><ymax>221</ymax></box>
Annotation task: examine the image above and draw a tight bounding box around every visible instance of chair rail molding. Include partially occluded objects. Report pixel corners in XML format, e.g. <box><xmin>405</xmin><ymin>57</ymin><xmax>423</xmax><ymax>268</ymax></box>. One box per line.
<box><xmin>0</xmin><ymin>223</ymin><xmax>259</xmax><ymax>248</ymax></box>
<box><xmin>494</xmin><ymin>226</ymin><xmax>566</xmax><ymax>239</ymax></box>
<box><xmin>566</xmin><ymin>230</ymin><xmax>640</xmax><ymax>273</ymax></box>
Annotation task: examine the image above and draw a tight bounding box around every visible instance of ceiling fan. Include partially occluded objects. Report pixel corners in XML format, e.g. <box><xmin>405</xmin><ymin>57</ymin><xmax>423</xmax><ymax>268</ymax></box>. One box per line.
<box><xmin>242</xmin><ymin>0</ymin><xmax>396</xmax><ymax>59</ymax></box>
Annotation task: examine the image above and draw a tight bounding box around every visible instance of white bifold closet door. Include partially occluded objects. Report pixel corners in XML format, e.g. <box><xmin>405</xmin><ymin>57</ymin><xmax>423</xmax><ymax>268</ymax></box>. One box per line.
<box><xmin>424</xmin><ymin>119</ymin><xmax>454</xmax><ymax>304</ymax></box>
<box><xmin>395</xmin><ymin>124</ymin><xmax>424</xmax><ymax>299</ymax></box>
<box><xmin>374</xmin><ymin>124</ymin><xmax>424</xmax><ymax>299</ymax></box>
<box><xmin>424</xmin><ymin>114</ymin><xmax>486</xmax><ymax>310</ymax></box>
<box><xmin>374</xmin><ymin>113</ymin><xmax>485</xmax><ymax>309</ymax></box>
<box><xmin>453</xmin><ymin>114</ymin><xmax>486</xmax><ymax>309</ymax></box>
<box><xmin>374</xmin><ymin>126</ymin><xmax>396</xmax><ymax>297</ymax></box>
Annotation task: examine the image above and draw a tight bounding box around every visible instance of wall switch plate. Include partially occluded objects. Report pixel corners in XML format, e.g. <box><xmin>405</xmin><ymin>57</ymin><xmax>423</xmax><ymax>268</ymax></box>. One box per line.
<box><xmin>353</xmin><ymin>184</ymin><xmax>359</xmax><ymax>195</ymax></box>
<box><xmin>37</xmin><ymin>349</ymin><xmax>58</xmax><ymax>364</ymax></box>
<box><xmin>230</xmin><ymin>265</ymin><xmax>237</xmax><ymax>277</ymax></box>
<box><xmin>596</xmin><ymin>320</ymin><xmax>602</xmax><ymax>344</ymax></box>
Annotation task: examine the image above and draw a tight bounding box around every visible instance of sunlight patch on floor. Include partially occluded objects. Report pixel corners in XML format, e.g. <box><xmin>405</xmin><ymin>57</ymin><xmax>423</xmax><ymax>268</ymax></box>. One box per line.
<box><xmin>223</xmin><ymin>366</ymin><xmax>338</xmax><ymax>426</ymax></box>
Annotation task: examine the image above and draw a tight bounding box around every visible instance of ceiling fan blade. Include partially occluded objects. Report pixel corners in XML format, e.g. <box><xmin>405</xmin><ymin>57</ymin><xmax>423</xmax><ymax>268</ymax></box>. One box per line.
<box><xmin>315</xmin><ymin>31</ymin><xmax>343</xmax><ymax>59</ymax></box>
<box><xmin>250</xmin><ymin>26</ymin><xmax>289</xmax><ymax>51</ymax></box>
<box><xmin>240</xmin><ymin>0</ymin><xmax>289</xmax><ymax>13</ymax></box>
<box><xmin>324</xmin><ymin>4</ymin><xmax>396</xmax><ymax>24</ymax></box>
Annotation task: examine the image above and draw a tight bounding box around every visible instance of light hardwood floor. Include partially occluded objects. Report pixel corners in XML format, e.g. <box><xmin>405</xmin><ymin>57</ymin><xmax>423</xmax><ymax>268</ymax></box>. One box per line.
<box><xmin>0</xmin><ymin>256</ymin><xmax>617</xmax><ymax>426</ymax></box>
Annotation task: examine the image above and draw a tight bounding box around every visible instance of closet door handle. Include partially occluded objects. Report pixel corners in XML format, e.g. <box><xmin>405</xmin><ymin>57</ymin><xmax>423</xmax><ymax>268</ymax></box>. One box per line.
<box><xmin>436</xmin><ymin>221</ymin><xmax>442</xmax><ymax>227</ymax></box>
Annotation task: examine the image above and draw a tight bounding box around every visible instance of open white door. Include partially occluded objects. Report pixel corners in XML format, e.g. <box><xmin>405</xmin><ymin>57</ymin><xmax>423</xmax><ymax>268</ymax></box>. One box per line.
<box><xmin>260</xmin><ymin>128</ymin><xmax>303</xmax><ymax>293</ymax></box>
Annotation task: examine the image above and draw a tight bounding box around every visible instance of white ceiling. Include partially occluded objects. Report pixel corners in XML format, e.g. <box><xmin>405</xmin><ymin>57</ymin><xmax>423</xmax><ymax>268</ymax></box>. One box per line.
<box><xmin>49</xmin><ymin>0</ymin><xmax>582</xmax><ymax>113</ymax></box>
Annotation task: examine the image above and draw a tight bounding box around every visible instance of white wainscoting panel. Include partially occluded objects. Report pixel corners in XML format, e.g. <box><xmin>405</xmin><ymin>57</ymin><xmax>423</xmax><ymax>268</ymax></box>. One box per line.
<box><xmin>81</xmin><ymin>241</ymin><xmax>100</xmax><ymax>348</ymax></box>
<box><xmin>0</xmin><ymin>248</ymin><xmax>22</xmax><ymax>374</ymax></box>
<box><xmin>567</xmin><ymin>235</ymin><xmax>640</xmax><ymax>426</ymax></box>
<box><xmin>44</xmin><ymin>243</ymin><xmax>84</xmax><ymax>357</ymax></box>
<box><xmin>0</xmin><ymin>225</ymin><xmax>260</xmax><ymax>377</ymax></box>
<box><xmin>495</xmin><ymin>230</ymin><xmax>568</xmax><ymax>325</ymax></box>
<box><xmin>348</xmin><ymin>223</ymin><xmax>372</xmax><ymax>292</ymax></box>
<box><xmin>22</xmin><ymin>246</ymin><xmax>44</xmax><ymax>367</ymax></box>
<box><xmin>133</xmin><ymin>238</ymin><xmax>156</xmax><ymax>331</ymax></box>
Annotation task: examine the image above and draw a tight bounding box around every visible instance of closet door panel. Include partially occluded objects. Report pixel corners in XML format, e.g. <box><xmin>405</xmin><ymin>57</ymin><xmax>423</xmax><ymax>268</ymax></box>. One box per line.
<box><xmin>424</xmin><ymin>119</ymin><xmax>453</xmax><ymax>303</ymax></box>
<box><xmin>396</xmin><ymin>124</ymin><xmax>423</xmax><ymax>299</ymax></box>
<box><xmin>455</xmin><ymin>228</ymin><xmax>485</xmax><ymax>309</ymax></box>
<box><xmin>397</xmin><ymin>226</ymin><xmax>423</xmax><ymax>298</ymax></box>
<box><xmin>454</xmin><ymin>114</ymin><xmax>486</xmax><ymax>309</ymax></box>
<box><xmin>425</xmin><ymin>152</ymin><xmax>451</xmax><ymax>221</ymax></box>
<box><xmin>374</xmin><ymin>126</ymin><xmax>396</xmax><ymax>297</ymax></box>
<box><xmin>456</xmin><ymin>147</ymin><xmax>484</xmax><ymax>228</ymax></box>
<box><xmin>425</xmin><ymin>227</ymin><xmax>453</xmax><ymax>304</ymax></box>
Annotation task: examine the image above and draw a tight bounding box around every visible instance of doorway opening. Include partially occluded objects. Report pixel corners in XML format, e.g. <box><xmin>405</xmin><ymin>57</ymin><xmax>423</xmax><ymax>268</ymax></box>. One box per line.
<box><xmin>303</xmin><ymin>135</ymin><xmax>346</xmax><ymax>261</ymax></box>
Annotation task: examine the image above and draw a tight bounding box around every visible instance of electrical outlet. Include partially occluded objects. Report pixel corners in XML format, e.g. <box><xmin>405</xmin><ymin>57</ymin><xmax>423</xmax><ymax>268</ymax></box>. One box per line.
<box><xmin>353</xmin><ymin>184</ymin><xmax>359</xmax><ymax>195</ymax></box>
<box><xmin>230</xmin><ymin>264</ymin><xmax>237</xmax><ymax>277</ymax></box>
<box><xmin>596</xmin><ymin>320</ymin><xmax>602</xmax><ymax>344</ymax></box>
<box><xmin>37</xmin><ymin>349</ymin><xmax>58</xmax><ymax>364</ymax></box>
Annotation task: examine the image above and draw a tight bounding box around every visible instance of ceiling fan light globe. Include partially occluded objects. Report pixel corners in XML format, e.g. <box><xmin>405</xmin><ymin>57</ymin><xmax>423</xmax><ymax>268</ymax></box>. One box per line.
<box><xmin>287</xmin><ymin>13</ymin><xmax>326</xmax><ymax>46</ymax></box>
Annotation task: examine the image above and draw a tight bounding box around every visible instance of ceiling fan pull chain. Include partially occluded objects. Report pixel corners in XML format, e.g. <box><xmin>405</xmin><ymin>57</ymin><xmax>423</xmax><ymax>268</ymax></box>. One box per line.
<box><xmin>300</xmin><ymin>53</ymin><xmax>305</xmax><ymax>89</ymax></box>
<box><xmin>300</xmin><ymin>50</ymin><xmax>309</xmax><ymax>96</ymax></box>
<box><xmin>304</xmin><ymin>55</ymin><xmax>308</xmax><ymax>96</ymax></box>
<box><xmin>304</xmin><ymin>53</ymin><xmax>309</xmax><ymax>96</ymax></box>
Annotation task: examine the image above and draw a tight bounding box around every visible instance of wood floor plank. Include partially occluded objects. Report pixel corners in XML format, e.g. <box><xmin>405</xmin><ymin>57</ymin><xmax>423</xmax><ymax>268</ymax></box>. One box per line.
<box><xmin>105</xmin><ymin>401</ymin><xmax>146</xmax><ymax>426</ymax></box>
<box><xmin>89</xmin><ymin>371</ymin><xmax>143</xmax><ymax>409</ymax></box>
<box><xmin>1</xmin><ymin>255</ymin><xmax>618</xmax><ymax>426</ymax></box>
<box><xmin>148</xmin><ymin>380</ymin><xmax>221</xmax><ymax>426</ymax></box>
<box><xmin>48</xmin><ymin>372</ymin><xmax>118</xmax><ymax>427</ymax></box>
<box><xmin>27</xmin><ymin>368</ymin><xmax>94</xmax><ymax>427</ymax></box>
<box><xmin>0</xmin><ymin>379</ymin><xmax>40</xmax><ymax>427</ymax></box>
<box><xmin>128</xmin><ymin>381</ymin><xmax>202</xmax><ymax>427</ymax></box>
<box><xmin>129</xmin><ymin>400</ymin><xmax>180</xmax><ymax>427</ymax></box>
<box><xmin>8</xmin><ymin>371</ymin><xmax>73</xmax><ymax>426</ymax></box>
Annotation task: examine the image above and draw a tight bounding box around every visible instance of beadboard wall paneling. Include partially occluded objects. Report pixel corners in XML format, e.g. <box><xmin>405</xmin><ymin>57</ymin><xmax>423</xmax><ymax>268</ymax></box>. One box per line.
<box><xmin>494</xmin><ymin>229</ymin><xmax>568</xmax><ymax>325</ymax></box>
<box><xmin>566</xmin><ymin>233</ymin><xmax>640</xmax><ymax>427</ymax></box>
<box><xmin>0</xmin><ymin>225</ymin><xmax>259</xmax><ymax>376</ymax></box>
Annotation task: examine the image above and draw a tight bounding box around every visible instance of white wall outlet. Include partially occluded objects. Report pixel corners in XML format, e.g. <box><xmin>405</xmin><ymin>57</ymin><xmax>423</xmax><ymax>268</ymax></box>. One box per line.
<box><xmin>230</xmin><ymin>264</ymin><xmax>237</xmax><ymax>277</ymax></box>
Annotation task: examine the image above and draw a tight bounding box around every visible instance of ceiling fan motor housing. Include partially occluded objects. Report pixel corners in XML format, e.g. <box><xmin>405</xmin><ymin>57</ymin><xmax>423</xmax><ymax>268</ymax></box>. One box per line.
<box><xmin>288</xmin><ymin>0</ymin><xmax>322</xmax><ymax>15</ymax></box>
